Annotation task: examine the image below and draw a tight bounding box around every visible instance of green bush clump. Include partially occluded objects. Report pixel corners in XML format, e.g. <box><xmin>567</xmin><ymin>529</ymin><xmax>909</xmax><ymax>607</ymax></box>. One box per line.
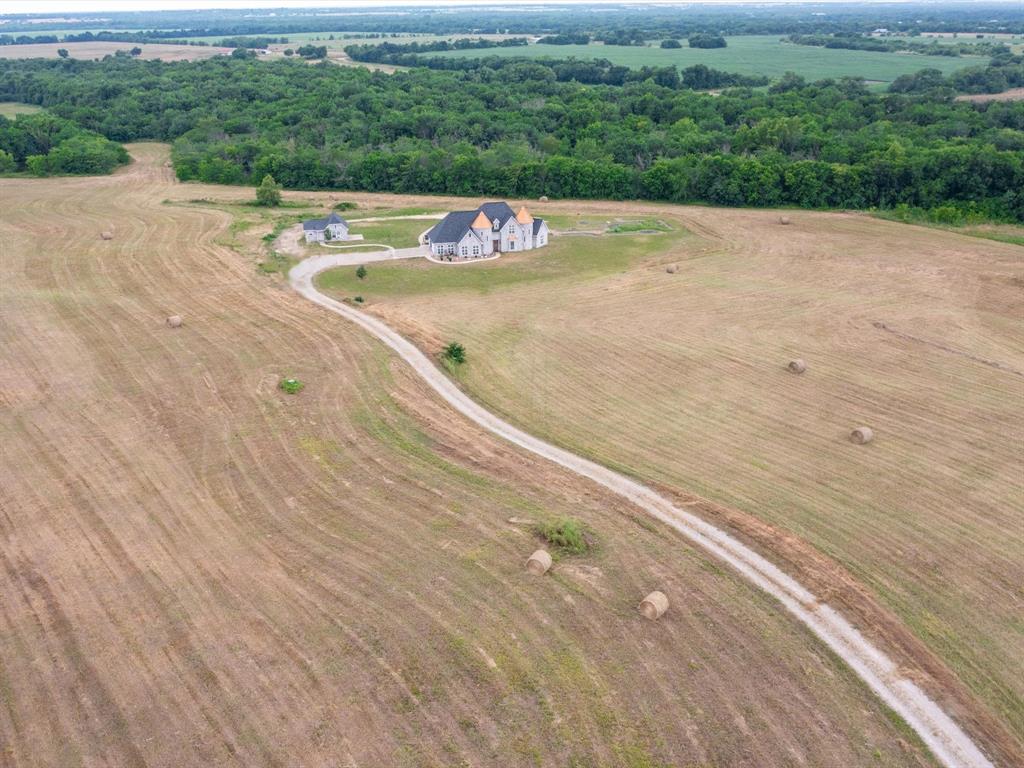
<box><xmin>279</xmin><ymin>377</ymin><xmax>304</xmax><ymax>394</ymax></box>
<box><xmin>535</xmin><ymin>518</ymin><xmax>590</xmax><ymax>555</ymax></box>
<box><xmin>443</xmin><ymin>341</ymin><xmax>466</xmax><ymax>365</ymax></box>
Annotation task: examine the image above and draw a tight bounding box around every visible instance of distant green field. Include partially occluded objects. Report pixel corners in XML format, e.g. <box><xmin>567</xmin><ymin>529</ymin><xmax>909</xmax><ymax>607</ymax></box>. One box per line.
<box><xmin>435</xmin><ymin>35</ymin><xmax>985</xmax><ymax>84</ymax></box>
<box><xmin>0</xmin><ymin>102</ymin><xmax>42</xmax><ymax>117</ymax></box>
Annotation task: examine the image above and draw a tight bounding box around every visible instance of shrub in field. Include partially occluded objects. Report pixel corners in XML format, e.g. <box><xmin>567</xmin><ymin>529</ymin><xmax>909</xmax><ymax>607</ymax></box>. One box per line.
<box><xmin>353</xmin><ymin>295</ymin><xmax>364</xmax><ymax>303</ymax></box>
<box><xmin>355</xmin><ymin>265</ymin><xmax>367</xmax><ymax>279</ymax></box>
<box><xmin>535</xmin><ymin>518</ymin><xmax>590</xmax><ymax>555</ymax></box>
<box><xmin>443</xmin><ymin>342</ymin><xmax>466</xmax><ymax>365</ymax></box>
<box><xmin>279</xmin><ymin>377</ymin><xmax>304</xmax><ymax>394</ymax></box>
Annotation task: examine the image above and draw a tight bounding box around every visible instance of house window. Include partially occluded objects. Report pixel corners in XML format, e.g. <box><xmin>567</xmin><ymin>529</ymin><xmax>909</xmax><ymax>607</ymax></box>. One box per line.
<box><xmin>472</xmin><ymin>246</ymin><xmax>480</xmax><ymax>256</ymax></box>
<box><xmin>461</xmin><ymin>246</ymin><xmax>468</xmax><ymax>256</ymax></box>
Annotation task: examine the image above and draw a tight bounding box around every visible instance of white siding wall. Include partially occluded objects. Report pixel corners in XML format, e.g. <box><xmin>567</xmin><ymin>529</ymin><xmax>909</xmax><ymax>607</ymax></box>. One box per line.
<box><xmin>304</xmin><ymin>224</ymin><xmax>348</xmax><ymax>243</ymax></box>
<box><xmin>534</xmin><ymin>221</ymin><xmax>549</xmax><ymax>248</ymax></box>
<box><xmin>473</xmin><ymin>227</ymin><xmax>494</xmax><ymax>255</ymax></box>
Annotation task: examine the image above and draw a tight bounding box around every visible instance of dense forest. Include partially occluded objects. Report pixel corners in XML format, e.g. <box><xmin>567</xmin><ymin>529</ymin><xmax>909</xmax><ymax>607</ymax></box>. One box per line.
<box><xmin>1</xmin><ymin>55</ymin><xmax>1021</xmax><ymax>220</ymax></box>
<box><xmin>0</xmin><ymin>111</ymin><xmax>128</xmax><ymax>175</ymax></box>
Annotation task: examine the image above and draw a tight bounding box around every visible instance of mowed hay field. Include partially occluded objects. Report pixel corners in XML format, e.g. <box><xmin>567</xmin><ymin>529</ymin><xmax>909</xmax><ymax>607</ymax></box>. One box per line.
<box><xmin>0</xmin><ymin>41</ymin><xmax>232</xmax><ymax>61</ymax></box>
<box><xmin>0</xmin><ymin>145</ymin><xmax>943</xmax><ymax>767</ymax></box>
<box><xmin>323</xmin><ymin>204</ymin><xmax>1024</xmax><ymax>760</ymax></box>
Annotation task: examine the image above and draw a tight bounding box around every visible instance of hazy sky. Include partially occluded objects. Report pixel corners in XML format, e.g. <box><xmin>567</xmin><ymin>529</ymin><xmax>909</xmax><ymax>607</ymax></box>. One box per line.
<box><xmin>1</xmin><ymin>0</ymin><xmax>926</xmax><ymax>15</ymax></box>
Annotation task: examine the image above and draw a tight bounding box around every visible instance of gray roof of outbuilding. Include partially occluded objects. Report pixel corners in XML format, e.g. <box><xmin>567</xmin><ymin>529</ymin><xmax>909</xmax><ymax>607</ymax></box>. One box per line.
<box><xmin>303</xmin><ymin>211</ymin><xmax>349</xmax><ymax>231</ymax></box>
<box><xmin>532</xmin><ymin>218</ymin><xmax>545</xmax><ymax>235</ymax></box>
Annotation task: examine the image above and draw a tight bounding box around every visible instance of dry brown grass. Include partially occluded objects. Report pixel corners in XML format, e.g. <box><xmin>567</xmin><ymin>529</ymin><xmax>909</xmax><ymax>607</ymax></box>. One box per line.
<box><xmin>0</xmin><ymin>144</ymin><xmax>943</xmax><ymax>767</ymax></box>
<box><xmin>327</xmin><ymin>198</ymin><xmax>1024</xmax><ymax>763</ymax></box>
<box><xmin>955</xmin><ymin>88</ymin><xmax>1024</xmax><ymax>103</ymax></box>
<box><xmin>0</xmin><ymin>41</ymin><xmax>231</xmax><ymax>62</ymax></box>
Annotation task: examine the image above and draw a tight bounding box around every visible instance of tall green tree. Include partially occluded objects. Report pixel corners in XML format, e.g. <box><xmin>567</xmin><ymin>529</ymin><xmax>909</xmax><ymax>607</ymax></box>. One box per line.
<box><xmin>255</xmin><ymin>174</ymin><xmax>282</xmax><ymax>206</ymax></box>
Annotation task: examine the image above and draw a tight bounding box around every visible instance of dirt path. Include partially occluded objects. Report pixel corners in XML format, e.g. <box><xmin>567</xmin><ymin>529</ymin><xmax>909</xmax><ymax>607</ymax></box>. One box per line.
<box><xmin>290</xmin><ymin>252</ymin><xmax>996</xmax><ymax>768</ymax></box>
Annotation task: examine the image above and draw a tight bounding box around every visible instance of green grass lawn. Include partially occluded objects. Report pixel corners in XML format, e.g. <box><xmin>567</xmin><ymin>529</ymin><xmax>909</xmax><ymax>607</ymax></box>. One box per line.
<box><xmin>347</xmin><ymin>218</ymin><xmax>430</xmax><ymax>248</ymax></box>
<box><xmin>435</xmin><ymin>35</ymin><xmax>984</xmax><ymax>84</ymax></box>
<box><xmin>0</xmin><ymin>102</ymin><xmax>43</xmax><ymax>118</ymax></box>
<box><xmin>317</xmin><ymin>222</ymin><xmax>690</xmax><ymax>300</ymax></box>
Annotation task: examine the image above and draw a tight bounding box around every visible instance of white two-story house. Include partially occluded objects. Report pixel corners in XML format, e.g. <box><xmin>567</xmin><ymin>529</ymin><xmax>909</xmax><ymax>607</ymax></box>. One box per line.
<box><xmin>426</xmin><ymin>202</ymin><xmax>548</xmax><ymax>260</ymax></box>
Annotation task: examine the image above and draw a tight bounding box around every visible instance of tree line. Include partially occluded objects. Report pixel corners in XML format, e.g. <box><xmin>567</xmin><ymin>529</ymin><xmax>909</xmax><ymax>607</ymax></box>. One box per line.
<box><xmin>0</xmin><ymin>111</ymin><xmax>129</xmax><ymax>175</ymax></box>
<box><xmin>343</xmin><ymin>46</ymin><xmax>767</xmax><ymax>90</ymax></box>
<box><xmin>347</xmin><ymin>38</ymin><xmax>529</xmax><ymax>62</ymax></box>
<box><xmin>786</xmin><ymin>34</ymin><xmax>1009</xmax><ymax>58</ymax></box>
<box><xmin>0</xmin><ymin>56</ymin><xmax>1020</xmax><ymax>220</ymax></box>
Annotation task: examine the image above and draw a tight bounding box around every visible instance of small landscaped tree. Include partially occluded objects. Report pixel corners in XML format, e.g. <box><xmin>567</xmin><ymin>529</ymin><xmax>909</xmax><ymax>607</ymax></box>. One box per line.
<box><xmin>443</xmin><ymin>342</ymin><xmax>466</xmax><ymax>365</ymax></box>
<box><xmin>355</xmin><ymin>265</ymin><xmax>367</xmax><ymax>280</ymax></box>
<box><xmin>255</xmin><ymin>174</ymin><xmax>282</xmax><ymax>207</ymax></box>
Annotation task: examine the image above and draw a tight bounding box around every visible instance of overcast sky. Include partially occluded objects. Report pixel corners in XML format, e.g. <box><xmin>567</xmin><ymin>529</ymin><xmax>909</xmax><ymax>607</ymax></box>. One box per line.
<box><xmin>1</xmin><ymin>0</ymin><xmax>930</xmax><ymax>15</ymax></box>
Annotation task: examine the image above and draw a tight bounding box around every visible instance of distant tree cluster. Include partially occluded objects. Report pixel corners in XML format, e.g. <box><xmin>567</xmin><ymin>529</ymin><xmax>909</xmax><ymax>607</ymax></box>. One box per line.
<box><xmin>786</xmin><ymin>33</ymin><xmax>1007</xmax><ymax>58</ymax></box>
<box><xmin>345</xmin><ymin>37</ymin><xmax>528</xmax><ymax>63</ymax></box>
<box><xmin>597</xmin><ymin>29</ymin><xmax>647</xmax><ymax>47</ymax></box>
<box><xmin>688</xmin><ymin>33</ymin><xmax>727</xmax><ymax>49</ymax></box>
<box><xmin>660</xmin><ymin>39</ymin><xmax>683</xmax><ymax>49</ymax></box>
<box><xmin>345</xmin><ymin>46</ymin><xmax>766</xmax><ymax>91</ymax></box>
<box><xmin>295</xmin><ymin>44</ymin><xmax>327</xmax><ymax>59</ymax></box>
<box><xmin>216</xmin><ymin>36</ymin><xmax>287</xmax><ymax>49</ymax></box>
<box><xmin>537</xmin><ymin>33</ymin><xmax>590</xmax><ymax>46</ymax></box>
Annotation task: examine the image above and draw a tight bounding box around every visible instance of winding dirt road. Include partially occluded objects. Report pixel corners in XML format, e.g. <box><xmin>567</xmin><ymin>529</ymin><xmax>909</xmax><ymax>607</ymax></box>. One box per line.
<box><xmin>291</xmin><ymin>253</ymin><xmax>996</xmax><ymax>768</ymax></box>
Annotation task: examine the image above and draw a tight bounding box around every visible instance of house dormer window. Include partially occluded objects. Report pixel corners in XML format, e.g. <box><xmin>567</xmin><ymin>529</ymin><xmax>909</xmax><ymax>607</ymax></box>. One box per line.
<box><xmin>492</xmin><ymin>218</ymin><xmax>500</xmax><ymax>230</ymax></box>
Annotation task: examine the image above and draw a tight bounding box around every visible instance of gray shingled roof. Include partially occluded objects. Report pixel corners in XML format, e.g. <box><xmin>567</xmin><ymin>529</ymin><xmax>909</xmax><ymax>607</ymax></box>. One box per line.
<box><xmin>427</xmin><ymin>210</ymin><xmax>481</xmax><ymax>245</ymax></box>
<box><xmin>478</xmin><ymin>201</ymin><xmax>515</xmax><ymax>228</ymax></box>
<box><xmin>532</xmin><ymin>218</ymin><xmax>545</xmax><ymax>235</ymax></box>
<box><xmin>428</xmin><ymin>202</ymin><xmax>525</xmax><ymax>245</ymax></box>
<box><xmin>303</xmin><ymin>211</ymin><xmax>349</xmax><ymax>231</ymax></box>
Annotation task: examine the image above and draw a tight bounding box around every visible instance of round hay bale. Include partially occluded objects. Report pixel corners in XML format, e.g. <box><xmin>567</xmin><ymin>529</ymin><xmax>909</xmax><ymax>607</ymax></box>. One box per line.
<box><xmin>100</xmin><ymin>231</ymin><xmax>114</xmax><ymax>240</ymax></box>
<box><xmin>166</xmin><ymin>315</ymin><xmax>183</xmax><ymax>329</ymax></box>
<box><xmin>666</xmin><ymin>264</ymin><xmax>677</xmax><ymax>274</ymax></box>
<box><xmin>639</xmin><ymin>590</ymin><xmax>669</xmax><ymax>621</ymax></box>
<box><xmin>787</xmin><ymin>359</ymin><xmax>807</xmax><ymax>374</ymax></box>
<box><xmin>779</xmin><ymin>215</ymin><xmax>791</xmax><ymax>225</ymax></box>
<box><xmin>526</xmin><ymin>549</ymin><xmax>552</xmax><ymax>576</ymax></box>
<box><xmin>850</xmin><ymin>426</ymin><xmax>874</xmax><ymax>445</ymax></box>
<box><xmin>539</xmin><ymin>195</ymin><xmax>549</xmax><ymax>202</ymax></box>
